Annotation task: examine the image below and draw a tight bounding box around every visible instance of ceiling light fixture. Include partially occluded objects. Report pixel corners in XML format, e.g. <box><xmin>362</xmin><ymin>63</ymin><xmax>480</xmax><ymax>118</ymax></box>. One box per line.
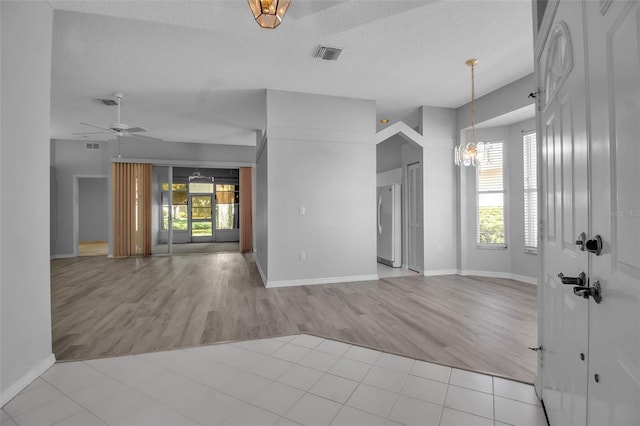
<box><xmin>248</xmin><ymin>0</ymin><xmax>291</xmax><ymax>29</ymax></box>
<box><xmin>455</xmin><ymin>59</ymin><xmax>486</xmax><ymax>167</ymax></box>
<box><xmin>380</xmin><ymin>119</ymin><xmax>389</xmax><ymax>124</ymax></box>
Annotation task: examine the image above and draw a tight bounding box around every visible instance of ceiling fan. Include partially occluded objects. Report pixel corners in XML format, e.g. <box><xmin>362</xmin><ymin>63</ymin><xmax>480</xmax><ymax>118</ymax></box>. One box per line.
<box><xmin>74</xmin><ymin>92</ymin><xmax>163</xmax><ymax>142</ymax></box>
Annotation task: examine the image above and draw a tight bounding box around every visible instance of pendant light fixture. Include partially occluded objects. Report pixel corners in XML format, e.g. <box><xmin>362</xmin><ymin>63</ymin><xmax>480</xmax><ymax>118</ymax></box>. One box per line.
<box><xmin>248</xmin><ymin>0</ymin><xmax>291</xmax><ymax>29</ymax></box>
<box><xmin>455</xmin><ymin>59</ymin><xmax>485</xmax><ymax>167</ymax></box>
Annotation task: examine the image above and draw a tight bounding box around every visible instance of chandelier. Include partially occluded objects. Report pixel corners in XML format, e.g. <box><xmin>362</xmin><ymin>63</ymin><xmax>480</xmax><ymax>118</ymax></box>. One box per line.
<box><xmin>248</xmin><ymin>0</ymin><xmax>291</xmax><ymax>29</ymax></box>
<box><xmin>455</xmin><ymin>59</ymin><xmax>485</xmax><ymax>167</ymax></box>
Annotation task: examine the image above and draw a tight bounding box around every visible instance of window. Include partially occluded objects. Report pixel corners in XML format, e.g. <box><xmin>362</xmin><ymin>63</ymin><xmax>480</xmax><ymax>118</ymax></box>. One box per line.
<box><xmin>161</xmin><ymin>183</ymin><xmax>187</xmax><ymax>230</ymax></box>
<box><xmin>215</xmin><ymin>184</ymin><xmax>239</xmax><ymax>230</ymax></box>
<box><xmin>477</xmin><ymin>141</ymin><xmax>506</xmax><ymax>247</ymax></box>
<box><xmin>523</xmin><ymin>131</ymin><xmax>538</xmax><ymax>252</ymax></box>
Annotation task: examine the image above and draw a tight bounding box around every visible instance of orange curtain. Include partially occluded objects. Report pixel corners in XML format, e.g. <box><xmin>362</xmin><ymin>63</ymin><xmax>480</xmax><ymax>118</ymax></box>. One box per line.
<box><xmin>239</xmin><ymin>167</ymin><xmax>253</xmax><ymax>253</ymax></box>
<box><xmin>112</xmin><ymin>163</ymin><xmax>152</xmax><ymax>257</ymax></box>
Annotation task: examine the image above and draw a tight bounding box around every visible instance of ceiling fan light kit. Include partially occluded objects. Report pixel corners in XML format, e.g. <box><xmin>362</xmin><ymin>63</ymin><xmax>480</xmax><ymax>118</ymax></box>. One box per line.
<box><xmin>248</xmin><ymin>0</ymin><xmax>290</xmax><ymax>29</ymax></box>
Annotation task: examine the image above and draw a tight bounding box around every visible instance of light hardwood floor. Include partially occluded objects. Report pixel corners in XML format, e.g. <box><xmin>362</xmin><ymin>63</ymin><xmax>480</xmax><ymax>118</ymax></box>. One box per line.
<box><xmin>51</xmin><ymin>253</ymin><xmax>538</xmax><ymax>383</ymax></box>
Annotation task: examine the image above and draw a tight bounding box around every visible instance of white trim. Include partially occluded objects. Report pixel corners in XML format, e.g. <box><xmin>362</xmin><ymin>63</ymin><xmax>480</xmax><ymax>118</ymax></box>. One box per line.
<box><xmin>256</xmin><ymin>259</ymin><xmax>267</xmax><ymax>287</ymax></box>
<box><xmin>373</xmin><ymin>121</ymin><xmax>425</xmax><ymax>147</ymax></box>
<box><xmin>50</xmin><ymin>254</ymin><xmax>74</xmax><ymax>259</ymax></box>
<box><xmin>267</xmin><ymin>126</ymin><xmax>374</xmax><ymax>145</ymax></box>
<box><xmin>1</xmin><ymin>354</ymin><xmax>55</xmax><ymax>407</ymax></box>
<box><xmin>266</xmin><ymin>274</ymin><xmax>379</xmax><ymax>288</ymax></box>
<box><xmin>459</xmin><ymin>269</ymin><xmax>537</xmax><ymax>285</ymax></box>
<box><xmin>112</xmin><ymin>158</ymin><xmax>255</xmax><ymax>168</ymax></box>
<box><xmin>423</xmin><ymin>269</ymin><xmax>458</xmax><ymax>276</ymax></box>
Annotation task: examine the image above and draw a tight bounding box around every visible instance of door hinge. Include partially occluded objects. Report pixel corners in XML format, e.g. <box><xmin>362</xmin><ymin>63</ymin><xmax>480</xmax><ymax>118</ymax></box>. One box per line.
<box><xmin>529</xmin><ymin>346</ymin><xmax>543</xmax><ymax>352</ymax></box>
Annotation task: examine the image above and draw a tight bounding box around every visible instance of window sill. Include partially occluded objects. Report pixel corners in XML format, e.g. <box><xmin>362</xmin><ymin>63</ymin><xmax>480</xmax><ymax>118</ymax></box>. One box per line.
<box><xmin>476</xmin><ymin>245</ymin><xmax>508</xmax><ymax>251</ymax></box>
<box><xmin>525</xmin><ymin>248</ymin><xmax>538</xmax><ymax>255</ymax></box>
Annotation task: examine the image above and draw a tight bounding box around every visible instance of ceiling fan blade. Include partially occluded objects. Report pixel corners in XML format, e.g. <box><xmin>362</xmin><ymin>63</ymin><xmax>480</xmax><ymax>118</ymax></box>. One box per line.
<box><xmin>80</xmin><ymin>122</ymin><xmax>113</xmax><ymax>132</ymax></box>
<box><xmin>73</xmin><ymin>131</ymin><xmax>111</xmax><ymax>135</ymax></box>
<box><xmin>129</xmin><ymin>133</ymin><xmax>164</xmax><ymax>143</ymax></box>
<box><xmin>125</xmin><ymin>126</ymin><xmax>147</xmax><ymax>133</ymax></box>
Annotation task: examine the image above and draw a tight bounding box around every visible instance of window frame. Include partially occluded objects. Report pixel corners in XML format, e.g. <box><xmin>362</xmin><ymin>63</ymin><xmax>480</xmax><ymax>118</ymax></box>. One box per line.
<box><xmin>523</xmin><ymin>130</ymin><xmax>538</xmax><ymax>254</ymax></box>
<box><xmin>476</xmin><ymin>140</ymin><xmax>507</xmax><ymax>249</ymax></box>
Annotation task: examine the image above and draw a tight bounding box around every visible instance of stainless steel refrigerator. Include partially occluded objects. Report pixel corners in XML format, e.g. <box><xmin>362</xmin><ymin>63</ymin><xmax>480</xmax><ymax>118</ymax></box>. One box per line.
<box><xmin>377</xmin><ymin>184</ymin><xmax>401</xmax><ymax>267</ymax></box>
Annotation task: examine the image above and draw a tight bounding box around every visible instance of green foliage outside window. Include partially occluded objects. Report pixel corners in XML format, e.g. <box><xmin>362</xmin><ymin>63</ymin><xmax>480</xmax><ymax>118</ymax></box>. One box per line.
<box><xmin>478</xmin><ymin>206</ymin><xmax>505</xmax><ymax>244</ymax></box>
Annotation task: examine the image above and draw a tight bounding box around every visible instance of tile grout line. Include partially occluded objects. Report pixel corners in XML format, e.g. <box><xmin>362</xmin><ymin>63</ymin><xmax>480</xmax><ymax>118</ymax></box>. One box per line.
<box><xmin>37</xmin><ymin>374</ymin><xmax>107</xmax><ymax>425</ymax></box>
<box><xmin>436</xmin><ymin>364</ymin><xmax>454</xmax><ymax>426</ymax></box>
<box><xmin>380</xmin><ymin>357</ymin><xmax>414</xmax><ymax>424</ymax></box>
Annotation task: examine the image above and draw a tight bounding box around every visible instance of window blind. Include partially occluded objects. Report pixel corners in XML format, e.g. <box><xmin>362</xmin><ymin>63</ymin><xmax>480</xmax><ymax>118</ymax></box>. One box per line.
<box><xmin>477</xmin><ymin>142</ymin><xmax>506</xmax><ymax>246</ymax></box>
<box><xmin>112</xmin><ymin>162</ymin><xmax>152</xmax><ymax>256</ymax></box>
<box><xmin>523</xmin><ymin>132</ymin><xmax>538</xmax><ymax>251</ymax></box>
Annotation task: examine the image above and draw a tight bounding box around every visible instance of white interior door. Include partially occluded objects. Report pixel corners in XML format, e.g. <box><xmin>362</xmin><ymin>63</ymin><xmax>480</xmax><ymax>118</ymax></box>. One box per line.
<box><xmin>377</xmin><ymin>186</ymin><xmax>394</xmax><ymax>262</ymax></box>
<box><xmin>407</xmin><ymin>163</ymin><xmax>422</xmax><ymax>272</ymax></box>
<box><xmin>585</xmin><ymin>1</ymin><xmax>640</xmax><ymax>425</ymax></box>
<box><xmin>537</xmin><ymin>2</ymin><xmax>590</xmax><ymax>424</ymax></box>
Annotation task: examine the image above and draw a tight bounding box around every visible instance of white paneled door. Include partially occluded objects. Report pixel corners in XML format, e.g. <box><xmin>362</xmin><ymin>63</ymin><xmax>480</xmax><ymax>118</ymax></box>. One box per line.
<box><xmin>584</xmin><ymin>1</ymin><xmax>640</xmax><ymax>425</ymax></box>
<box><xmin>537</xmin><ymin>2</ymin><xmax>589</xmax><ymax>424</ymax></box>
<box><xmin>537</xmin><ymin>1</ymin><xmax>640</xmax><ymax>425</ymax></box>
<box><xmin>407</xmin><ymin>162</ymin><xmax>422</xmax><ymax>272</ymax></box>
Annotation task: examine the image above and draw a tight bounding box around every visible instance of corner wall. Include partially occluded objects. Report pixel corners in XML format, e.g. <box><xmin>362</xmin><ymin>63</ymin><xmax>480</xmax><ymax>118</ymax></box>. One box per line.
<box><xmin>420</xmin><ymin>107</ymin><xmax>458</xmax><ymax>274</ymax></box>
<box><xmin>259</xmin><ymin>90</ymin><xmax>377</xmax><ymax>287</ymax></box>
<box><xmin>1</xmin><ymin>0</ymin><xmax>55</xmax><ymax>405</ymax></box>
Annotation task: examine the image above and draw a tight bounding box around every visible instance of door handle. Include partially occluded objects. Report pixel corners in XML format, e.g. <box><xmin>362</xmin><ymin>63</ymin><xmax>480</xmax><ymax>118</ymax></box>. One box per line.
<box><xmin>558</xmin><ymin>272</ymin><xmax>586</xmax><ymax>286</ymax></box>
<box><xmin>377</xmin><ymin>196</ymin><xmax>382</xmax><ymax>235</ymax></box>
<box><xmin>573</xmin><ymin>280</ymin><xmax>603</xmax><ymax>304</ymax></box>
<box><xmin>585</xmin><ymin>235</ymin><xmax>603</xmax><ymax>256</ymax></box>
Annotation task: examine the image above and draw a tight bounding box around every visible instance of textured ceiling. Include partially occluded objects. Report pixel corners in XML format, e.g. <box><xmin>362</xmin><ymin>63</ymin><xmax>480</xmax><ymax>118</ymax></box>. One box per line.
<box><xmin>49</xmin><ymin>0</ymin><xmax>534</xmax><ymax>145</ymax></box>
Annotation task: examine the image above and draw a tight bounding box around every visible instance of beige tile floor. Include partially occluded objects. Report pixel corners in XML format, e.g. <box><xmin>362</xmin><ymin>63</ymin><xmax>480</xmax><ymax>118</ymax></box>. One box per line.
<box><xmin>1</xmin><ymin>335</ymin><xmax>548</xmax><ymax>426</ymax></box>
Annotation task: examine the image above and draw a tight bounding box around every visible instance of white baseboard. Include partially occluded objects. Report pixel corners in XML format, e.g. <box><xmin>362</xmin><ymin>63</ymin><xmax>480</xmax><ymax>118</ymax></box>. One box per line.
<box><xmin>422</xmin><ymin>269</ymin><xmax>458</xmax><ymax>276</ymax></box>
<box><xmin>266</xmin><ymin>274</ymin><xmax>379</xmax><ymax>288</ymax></box>
<box><xmin>1</xmin><ymin>354</ymin><xmax>56</xmax><ymax>407</ymax></box>
<box><xmin>50</xmin><ymin>254</ymin><xmax>74</xmax><ymax>259</ymax></box>
<box><xmin>460</xmin><ymin>269</ymin><xmax>537</xmax><ymax>285</ymax></box>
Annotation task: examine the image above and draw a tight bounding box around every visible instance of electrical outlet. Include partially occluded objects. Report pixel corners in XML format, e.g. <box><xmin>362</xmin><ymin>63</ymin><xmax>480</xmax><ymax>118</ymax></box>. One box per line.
<box><xmin>299</xmin><ymin>206</ymin><xmax>306</xmax><ymax>215</ymax></box>
<box><xmin>437</xmin><ymin>245</ymin><xmax>443</xmax><ymax>253</ymax></box>
<box><xmin>299</xmin><ymin>251</ymin><xmax>306</xmax><ymax>261</ymax></box>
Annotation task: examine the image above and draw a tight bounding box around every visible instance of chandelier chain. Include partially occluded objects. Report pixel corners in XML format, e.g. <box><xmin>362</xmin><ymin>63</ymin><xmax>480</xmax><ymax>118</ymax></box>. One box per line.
<box><xmin>470</xmin><ymin>61</ymin><xmax>476</xmax><ymax>145</ymax></box>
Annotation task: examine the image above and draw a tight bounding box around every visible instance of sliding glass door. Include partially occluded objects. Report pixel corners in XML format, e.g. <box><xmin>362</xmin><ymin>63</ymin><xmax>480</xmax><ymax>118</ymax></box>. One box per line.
<box><xmin>189</xmin><ymin>181</ymin><xmax>214</xmax><ymax>242</ymax></box>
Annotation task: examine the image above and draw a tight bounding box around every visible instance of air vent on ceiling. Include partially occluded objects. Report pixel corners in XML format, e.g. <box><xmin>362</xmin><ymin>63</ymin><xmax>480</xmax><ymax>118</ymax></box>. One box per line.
<box><xmin>85</xmin><ymin>143</ymin><xmax>100</xmax><ymax>150</ymax></box>
<box><xmin>98</xmin><ymin>98</ymin><xmax>118</xmax><ymax>106</ymax></box>
<box><xmin>314</xmin><ymin>46</ymin><xmax>343</xmax><ymax>61</ymax></box>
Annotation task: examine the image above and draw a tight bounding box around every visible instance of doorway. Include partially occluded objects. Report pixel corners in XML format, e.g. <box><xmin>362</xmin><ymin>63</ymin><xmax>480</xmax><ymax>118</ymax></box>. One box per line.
<box><xmin>75</xmin><ymin>176</ymin><xmax>108</xmax><ymax>257</ymax></box>
<box><xmin>153</xmin><ymin>167</ymin><xmax>241</xmax><ymax>255</ymax></box>
<box><xmin>375</xmin><ymin>132</ymin><xmax>424</xmax><ymax>276</ymax></box>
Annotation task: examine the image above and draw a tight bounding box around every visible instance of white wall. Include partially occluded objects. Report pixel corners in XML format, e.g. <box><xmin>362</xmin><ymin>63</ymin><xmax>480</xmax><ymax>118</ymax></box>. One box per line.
<box><xmin>78</xmin><ymin>178</ymin><xmax>109</xmax><ymax>242</ymax></box>
<box><xmin>420</xmin><ymin>107</ymin><xmax>458</xmax><ymax>274</ymax></box>
<box><xmin>507</xmin><ymin>118</ymin><xmax>538</xmax><ymax>279</ymax></box>
<box><xmin>377</xmin><ymin>135</ymin><xmax>406</xmax><ymax>173</ymax></box>
<box><xmin>456</xmin><ymin>74</ymin><xmax>535</xmax><ymax>132</ymax></box>
<box><xmin>267</xmin><ymin>138</ymin><xmax>376</xmax><ymax>283</ymax></box>
<box><xmin>255</xmin><ymin>141</ymin><xmax>268</xmax><ymax>281</ymax></box>
<box><xmin>259</xmin><ymin>90</ymin><xmax>377</xmax><ymax>286</ymax></box>
<box><xmin>50</xmin><ymin>140</ymin><xmax>110</xmax><ymax>256</ymax></box>
<box><xmin>1</xmin><ymin>0</ymin><xmax>55</xmax><ymax>404</ymax></box>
